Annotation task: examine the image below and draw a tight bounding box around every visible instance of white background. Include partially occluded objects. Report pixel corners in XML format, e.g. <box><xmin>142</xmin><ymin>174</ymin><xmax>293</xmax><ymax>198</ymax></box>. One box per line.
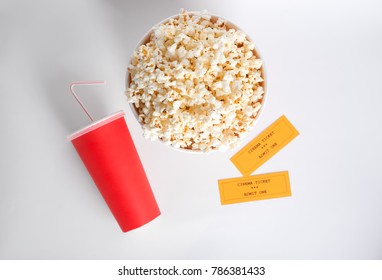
<box><xmin>0</xmin><ymin>0</ymin><xmax>381</xmax><ymax>259</ymax></box>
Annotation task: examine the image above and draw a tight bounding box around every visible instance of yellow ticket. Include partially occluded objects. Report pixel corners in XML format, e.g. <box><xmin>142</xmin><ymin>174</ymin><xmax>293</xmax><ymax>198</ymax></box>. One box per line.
<box><xmin>231</xmin><ymin>115</ymin><xmax>299</xmax><ymax>176</ymax></box>
<box><xmin>218</xmin><ymin>171</ymin><xmax>291</xmax><ymax>205</ymax></box>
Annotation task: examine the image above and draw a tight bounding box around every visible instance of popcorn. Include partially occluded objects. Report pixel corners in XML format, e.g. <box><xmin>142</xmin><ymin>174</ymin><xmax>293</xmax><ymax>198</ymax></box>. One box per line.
<box><xmin>126</xmin><ymin>10</ymin><xmax>265</xmax><ymax>152</ymax></box>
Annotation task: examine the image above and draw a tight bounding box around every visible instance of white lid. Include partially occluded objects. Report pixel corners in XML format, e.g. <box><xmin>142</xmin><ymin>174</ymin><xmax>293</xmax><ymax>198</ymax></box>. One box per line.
<box><xmin>67</xmin><ymin>110</ymin><xmax>125</xmax><ymax>142</ymax></box>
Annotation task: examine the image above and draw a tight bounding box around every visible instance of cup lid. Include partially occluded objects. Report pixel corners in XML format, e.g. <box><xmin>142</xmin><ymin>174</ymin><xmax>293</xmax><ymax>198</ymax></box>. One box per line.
<box><xmin>67</xmin><ymin>110</ymin><xmax>125</xmax><ymax>142</ymax></box>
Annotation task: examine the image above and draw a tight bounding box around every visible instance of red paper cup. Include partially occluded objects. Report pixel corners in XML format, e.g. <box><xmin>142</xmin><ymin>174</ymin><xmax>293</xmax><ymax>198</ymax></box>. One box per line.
<box><xmin>67</xmin><ymin>110</ymin><xmax>160</xmax><ymax>232</ymax></box>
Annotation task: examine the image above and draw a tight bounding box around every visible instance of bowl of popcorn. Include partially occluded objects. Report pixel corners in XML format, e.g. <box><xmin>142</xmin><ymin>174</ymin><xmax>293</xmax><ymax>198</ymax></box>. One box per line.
<box><xmin>126</xmin><ymin>10</ymin><xmax>266</xmax><ymax>153</ymax></box>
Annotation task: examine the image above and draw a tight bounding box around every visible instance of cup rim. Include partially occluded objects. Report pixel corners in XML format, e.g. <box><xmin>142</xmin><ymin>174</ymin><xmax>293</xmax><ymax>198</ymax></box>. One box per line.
<box><xmin>126</xmin><ymin>11</ymin><xmax>267</xmax><ymax>154</ymax></box>
<box><xmin>67</xmin><ymin>110</ymin><xmax>125</xmax><ymax>142</ymax></box>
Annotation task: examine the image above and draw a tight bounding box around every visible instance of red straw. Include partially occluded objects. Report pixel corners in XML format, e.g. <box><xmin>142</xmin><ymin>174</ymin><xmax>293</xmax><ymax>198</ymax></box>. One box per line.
<box><xmin>70</xmin><ymin>81</ymin><xmax>106</xmax><ymax>121</ymax></box>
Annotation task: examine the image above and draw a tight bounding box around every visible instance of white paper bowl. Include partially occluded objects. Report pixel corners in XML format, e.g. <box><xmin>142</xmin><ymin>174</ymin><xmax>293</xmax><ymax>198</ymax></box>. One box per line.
<box><xmin>126</xmin><ymin>11</ymin><xmax>267</xmax><ymax>153</ymax></box>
